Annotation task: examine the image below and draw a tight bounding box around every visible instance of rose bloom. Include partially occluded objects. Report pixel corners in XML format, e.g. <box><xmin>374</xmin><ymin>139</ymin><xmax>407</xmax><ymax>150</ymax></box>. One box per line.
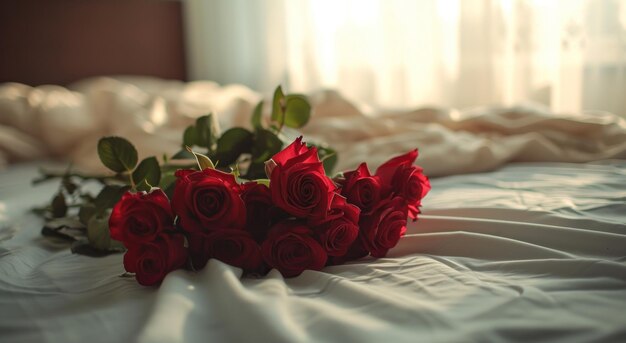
<box><xmin>375</xmin><ymin>149</ymin><xmax>430</xmax><ymax>220</ymax></box>
<box><xmin>337</xmin><ymin>162</ymin><xmax>384</xmax><ymax>214</ymax></box>
<box><xmin>267</xmin><ymin>137</ymin><xmax>336</xmax><ymax>221</ymax></box>
<box><xmin>187</xmin><ymin>229</ymin><xmax>263</xmax><ymax>272</ymax></box>
<box><xmin>123</xmin><ymin>233</ymin><xmax>187</xmax><ymax>286</ymax></box>
<box><xmin>310</xmin><ymin>195</ymin><xmax>360</xmax><ymax>257</ymax></box>
<box><xmin>359</xmin><ymin>197</ymin><xmax>409</xmax><ymax>258</ymax></box>
<box><xmin>261</xmin><ymin>220</ymin><xmax>327</xmax><ymax>277</ymax></box>
<box><xmin>393</xmin><ymin>165</ymin><xmax>430</xmax><ymax>219</ymax></box>
<box><xmin>172</xmin><ymin>168</ymin><xmax>246</xmax><ymax>233</ymax></box>
<box><xmin>109</xmin><ymin>189</ymin><xmax>174</xmax><ymax>248</ymax></box>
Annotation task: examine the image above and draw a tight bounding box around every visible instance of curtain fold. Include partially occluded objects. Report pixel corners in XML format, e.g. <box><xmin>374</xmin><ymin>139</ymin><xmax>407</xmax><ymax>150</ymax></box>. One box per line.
<box><xmin>184</xmin><ymin>0</ymin><xmax>626</xmax><ymax>116</ymax></box>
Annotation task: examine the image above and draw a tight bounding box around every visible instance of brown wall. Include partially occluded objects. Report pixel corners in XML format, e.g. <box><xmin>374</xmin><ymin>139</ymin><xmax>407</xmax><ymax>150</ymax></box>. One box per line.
<box><xmin>0</xmin><ymin>0</ymin><xmax>186</xmax><ymax>86</ymax></box>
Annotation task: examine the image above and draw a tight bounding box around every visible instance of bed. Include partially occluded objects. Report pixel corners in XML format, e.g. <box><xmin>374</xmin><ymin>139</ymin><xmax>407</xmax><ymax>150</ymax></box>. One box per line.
<box><xmin>1</xmin><ymin>78</ymin><xmax>625</xmax><ymax>342</ymax></box>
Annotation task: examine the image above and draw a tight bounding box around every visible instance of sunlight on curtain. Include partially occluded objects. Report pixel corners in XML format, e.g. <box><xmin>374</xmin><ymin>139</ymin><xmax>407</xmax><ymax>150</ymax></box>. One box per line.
<box><xmin>184</xmin><ymin>0</ymin><xmax>626</xmax><ymax>116</ymax></box>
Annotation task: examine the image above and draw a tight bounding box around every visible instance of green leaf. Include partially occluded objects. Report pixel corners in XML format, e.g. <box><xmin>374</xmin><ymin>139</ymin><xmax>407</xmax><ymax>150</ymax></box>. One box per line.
<box><xmin>86</xmin><ymin>212</ymin><xmax>124</xmax><ymax>252</ymax></box>
<box><xmin>98</xmin><ymin>137</ymin><xmax>138</xmax><ymax>173</ymax></box>
<box><xmin>255</xmin><ymin>179</ymin><xmax>270</xmax><ymax>187</ymax></box>
<box><xmin>132</xmin><ymin>156</ymin><xmax>161</xmax><ymax>191</ymax></box>
<box><xmin>195</xmin><ymin>114</ymin><xmax>219</xmax><ymax>150</ymax></box>
<box><xmin>94</xmin><ymin>185</ymin><xmax>131</xmax><ymax>213</ymax></box>
<box><xmin>186</xmin><ymin>146</ymin><xmax>215</xmax><ymax>170</ymax></box>
<box><xmin>159</xmin><ymin>171</ymin><xmax>177</xmax><ymax>188</ymax></box>
<box><xmin>251</xmin><ymin>128</ymin><xmax>283</xmax><ymax>163</ymax></box>
<box><xmin>284</xmin><ymin>95</ymin><xmax>311</xmax><ymax>128</ymax></box>
<box><xmin>135</xmin><ymin>180</ymin><xmax>152</xmax><ymax>192</ymax></box>
<box><xmin>245</xmin><ymin>129</ymin><xmax>284</xmax><ymax>179</ymax></box>
<box><xmin>271</xmin><ymin>86</ymin><xmax>285</xmax><ymax>127</ymax></box>
<box><xmin>251</xmin><ymin>100</ymin><xmax>264</xmax><ymax>129</ymax></box>
<box><xmin>322</xmin><ymin>151</ymin><xmax>338</xmax><ymax>175</ymax></box>
<box><xmin>310</xmin><ymin>144</ymin><xmax>338</xmax><ymax>175</ymax></box>
<box><xmin>87</xmin><ymin>214</ymin><xmax>110</xmax><ymax>250</ymax></box>
<box><xmin>159</xmin><ymin>171</ymin><xmax>177</xmax><ymax>199</ymax></box>
<box><xmin>78</xmin><ymin>203</ymin><xmax>96</xmax><ymax>226</ymax></box>
<box><xmin>195</xmin><ymin>116</ymin><xmax>210</xmax><ymax>147</ymax></box>
<box><xmin>182</xmin><ymin>126</ymin><xmax>198</xmax><ymax>147</ymax></box>
<box><xmin>51</xmin><ymin>192</ymin><xmax>68</xmax><ymax>218</ymax></box>
<box><xmin>171</xmin><ymin>149</ymin><xmax>195</xmax><ymax>160</ymax></box>
<box><xmin>215</xmin><ymin>128</ymin><xmax>254</xmax><ymax>166</ymax></box>
<box><xmin>182</xmin><ymin>114</ymin><xmax>220</xmax><ymax>151</ymax></box>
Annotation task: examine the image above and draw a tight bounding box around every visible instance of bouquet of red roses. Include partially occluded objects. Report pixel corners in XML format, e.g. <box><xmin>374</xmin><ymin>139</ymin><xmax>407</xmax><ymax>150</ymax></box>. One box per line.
<box><xmin>109</xmin><ymin>137</ymin><xmax>430</xmax><ymax>286</ymax></box>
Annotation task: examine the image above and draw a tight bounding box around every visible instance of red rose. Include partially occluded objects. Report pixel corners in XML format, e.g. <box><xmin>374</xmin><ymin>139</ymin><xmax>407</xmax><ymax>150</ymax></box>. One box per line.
<box><xmin>188</xmin><ymin>229</ymin><xmax>263</xmax><ymax>272</ymax></box>
<box><xmin>359</xmin><ymin>197</ymin><xmax>408</xmax><ymax>258</ymax></box>
<box><xmin>375</xmin><ymin>149</ymin><xmax>430</xmax><ymax>220</ymax></box>
<box><xmin>172</xmin><ymin>168</ymin><xmax>246</xmax><ymax>233</ymax></box>
<box><xmin>261</xmin><ymin>220</ymin><xmax>327</xmax><ymax>277</ymax></box>
<box><xmin>337</xmin><ymin>162</ymin><xmax>384</xmax><ymax>213</ymax></box>
<box><xmin>394</xmin><ymin>165</ymin><xmax>430</xmax><ymax>219</ymax></box>
<box><xmin>375</xmin><ymin>149</ymin><xmax>418</xmax><ymax>181</ymax></box>
<box><xmin>241</xmin><ymin>181</ymin><xmax>288</xmax><ymax>242</ymax></box>
<box><xmin>123</xmin><ymin>233</ymin><xmax>187</xmax><ymax>286</ymax></box>
<box><xmin>315</xmin><ymin>215</ymin><xmax>359</xmax><ymax>257</ymax></box>
<box><xmin>267</xmin><ymin>137</ymin><xmax>336</xmax><ymax>220</ymax></box>
<box><xmin>269</xmin><ymin>135</ymin><xmax>311</xmax><ymax>169</ymax></box>
<box><xmin>109</xmin><ymin>189</ymin><xmax>174</xmax><ymax>247</ymax></box>
<box><xmin>310</xmin><ymin>195</ymin><xmax>360</xmax><ymax>257</ymax></box>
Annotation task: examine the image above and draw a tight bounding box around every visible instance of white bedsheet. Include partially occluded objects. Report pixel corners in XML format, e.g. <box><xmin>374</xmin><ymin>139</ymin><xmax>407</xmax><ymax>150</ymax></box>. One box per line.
<box><xmin>1</xmin><ymin>161</ymin><xmax>625</xmax><ymax>342</ymax></box>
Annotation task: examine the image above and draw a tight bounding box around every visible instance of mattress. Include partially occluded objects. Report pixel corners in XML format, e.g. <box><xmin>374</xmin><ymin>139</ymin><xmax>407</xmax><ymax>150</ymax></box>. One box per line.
<box><xmin>1</xmin><ymin>160</ymin><xmax>625</xmax><ymax>342</ymax></box>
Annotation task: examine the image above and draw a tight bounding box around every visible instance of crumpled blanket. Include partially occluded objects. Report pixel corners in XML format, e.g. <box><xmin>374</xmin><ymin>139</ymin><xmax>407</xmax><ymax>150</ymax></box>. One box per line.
<box><xmin>1</xmin><ymin>76</ymin><xmax>625</xmax><ymax>176</ymax></box>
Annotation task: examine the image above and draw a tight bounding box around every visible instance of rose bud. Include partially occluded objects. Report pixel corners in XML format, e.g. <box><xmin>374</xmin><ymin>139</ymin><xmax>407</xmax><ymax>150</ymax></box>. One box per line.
<box><xmin>359</xmin><ymin>197</ymin><xmax>409</xmax><ymax>258</ymax></box>
<box><xmin>375</xmin><ymin>149</ymin><xmax>430</xmax><ymax>220</ymax></box>
<box><xmin>337</xmin><ymin>162</ymin><xmax>384</xmax><ymax>213</ymax></box>
<box><xmin>123</xmin><ymin>233</ymin><xmax>188</xmax><ymax>286</ymax></box>
<box><xmin>172</xmin><ymin>168</ymin><xmax>246</xmax><ymax>234</ymax></box>
<box><xmin>268</xmin><ymin>137</ymin><xmax>336</xmax><ymax>220</ymax></box>
<box><xmin>261</xmin><ymin>220</ymin><xmax>327</xmax><ymax>277</ymax></box>
<box><xmin>109</xmin><ymin>189</ymin><xmax>174</xmax><ymax>248</ymax></box>
<box><xmin>310</xmin><ymin>195</ymin><xmax>360</xmax><ymax>257</ymax></box>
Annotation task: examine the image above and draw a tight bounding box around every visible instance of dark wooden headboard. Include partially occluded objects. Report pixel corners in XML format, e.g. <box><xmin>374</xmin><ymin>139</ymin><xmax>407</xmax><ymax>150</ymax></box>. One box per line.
<box><xmin>0</xmin><ymin>0</ymin><xmax>186</xmax><ymax>86</ymax></box>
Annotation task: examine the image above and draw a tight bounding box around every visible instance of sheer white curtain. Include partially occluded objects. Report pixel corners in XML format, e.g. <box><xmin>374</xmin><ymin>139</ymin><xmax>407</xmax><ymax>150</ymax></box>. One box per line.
<box><xmin>184</xmin><ymin>0</ymin><xmax>626</xmax><ymax>116</ymax></box>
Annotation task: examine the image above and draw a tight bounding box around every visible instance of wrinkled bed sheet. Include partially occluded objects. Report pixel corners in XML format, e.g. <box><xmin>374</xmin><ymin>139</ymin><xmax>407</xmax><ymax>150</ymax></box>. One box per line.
<box><xmin>1</xmin><ymin>161</ymin><xmax>625</xmax><ymax>342</ymax></box>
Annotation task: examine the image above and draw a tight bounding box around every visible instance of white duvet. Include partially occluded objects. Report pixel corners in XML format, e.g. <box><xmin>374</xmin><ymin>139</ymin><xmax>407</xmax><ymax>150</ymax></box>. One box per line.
<box><xmin>0</xmin><ymin>78</ymin><xmax>625</xmax><ymax>342</ymax></box>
